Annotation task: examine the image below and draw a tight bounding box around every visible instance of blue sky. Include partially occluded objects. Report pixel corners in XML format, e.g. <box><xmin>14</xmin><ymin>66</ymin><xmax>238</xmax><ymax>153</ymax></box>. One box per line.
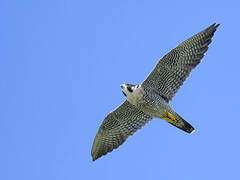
<box><xmin>1</xmin><ymin>0</ymin><xmax>240</xmax><ymax>179</ymax></box>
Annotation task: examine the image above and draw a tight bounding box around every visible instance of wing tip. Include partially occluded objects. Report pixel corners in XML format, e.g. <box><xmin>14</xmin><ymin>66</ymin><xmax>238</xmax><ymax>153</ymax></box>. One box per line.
<box><xmin>215</xmin><ymin>23</ymin><xmax>220</xmax><ymax>28</ymax></box>
<box><xmin>91</xmin><ymin>148</ymin><xmax>109</xmax><ymax>161</ymax></box>
<box><xmin>209</xmin><ymin>23</ymin><xmax>220</xmax><ymax>32</ymax></box>
<box><xmin>211</xmin><ymin>23</ymin><xmax>220</xmax><ymax>27</ymax></box>
<box><xmin>92</xmin><ymin>156</ymin><xmax>97</xmax><ymax>161</ymax></box>
<box><xmin>91</xmin><ymin>149</ymin><xmax>103</xmax><ymax>161</ymax></box>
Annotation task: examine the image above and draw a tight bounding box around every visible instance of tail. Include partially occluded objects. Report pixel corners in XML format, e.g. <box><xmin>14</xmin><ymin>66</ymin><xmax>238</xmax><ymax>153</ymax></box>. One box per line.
<box><xmin>161</xmin><ymin>111</ymin><xmax>195</xmax><ymax>133</ymax></box>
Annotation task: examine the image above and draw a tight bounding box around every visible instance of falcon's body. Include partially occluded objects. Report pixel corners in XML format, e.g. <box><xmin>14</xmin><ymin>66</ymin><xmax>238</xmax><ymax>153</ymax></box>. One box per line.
<box><xmin>91</xmin><ymin>23</ymin><xmax>219</xmax><ymax>161</ymax></box>
<box><xmin>121</xmin><ymin>84</ymin><xmax>194</xmax><ymax>133</ymax></box>
<box><xmin>122</xmin><ymin>84</ymin><xmax>169</xmax><ymax>118</ymax></box>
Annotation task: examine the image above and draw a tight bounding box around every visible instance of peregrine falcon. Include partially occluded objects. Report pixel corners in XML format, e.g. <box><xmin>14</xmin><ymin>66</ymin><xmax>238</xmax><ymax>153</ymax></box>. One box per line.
<box><xmin>91</xmin><ymin>23</ymin><xmax>219</xmax><ymax>161</ymax></box>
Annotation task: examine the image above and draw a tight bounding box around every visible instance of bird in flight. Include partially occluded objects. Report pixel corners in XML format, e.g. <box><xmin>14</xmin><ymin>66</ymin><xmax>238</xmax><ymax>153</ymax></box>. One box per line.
<box><xmin>91</xmin><ymin>23</ymin><xmax>219</xmax><ymax>161</ymax></box>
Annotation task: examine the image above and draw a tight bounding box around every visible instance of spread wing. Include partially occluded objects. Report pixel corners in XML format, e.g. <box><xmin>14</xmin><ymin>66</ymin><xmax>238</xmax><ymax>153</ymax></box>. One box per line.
<box><xmin>142</xmin><ymin>23</ymin><xmax>219</xmax><ymax>102</ymax></box>
<box><xmin>91</xmin><ymin>101</ymin><xmax>153</xmax><ymax>161</ymax></box>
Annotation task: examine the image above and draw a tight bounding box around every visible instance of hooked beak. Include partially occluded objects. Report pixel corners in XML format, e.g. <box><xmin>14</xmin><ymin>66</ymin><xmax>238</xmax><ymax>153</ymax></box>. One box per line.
<box><xmin>120</xmin><ymin>84</ymin><xmax>124</xmax><ymax>89</ymax></box>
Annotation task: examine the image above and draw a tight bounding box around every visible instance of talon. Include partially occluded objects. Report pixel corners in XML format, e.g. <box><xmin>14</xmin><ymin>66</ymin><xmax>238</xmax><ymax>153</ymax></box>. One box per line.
<box><xmin>167</xmin><ymin>112</ymin><xmax>176</xmax><ymax>122</ymax></box>
<box><xmin>161</xmin><ymin>112</ymin><xmax>177</xmax><ymax>124</ymax></box>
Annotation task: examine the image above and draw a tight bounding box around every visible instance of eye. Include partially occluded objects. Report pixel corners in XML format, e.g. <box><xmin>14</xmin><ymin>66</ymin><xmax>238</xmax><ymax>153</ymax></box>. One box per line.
<box><xmin>127</xmin><ymin>86</ymin><xmax>133</xmax><ymax>93</ymax></box>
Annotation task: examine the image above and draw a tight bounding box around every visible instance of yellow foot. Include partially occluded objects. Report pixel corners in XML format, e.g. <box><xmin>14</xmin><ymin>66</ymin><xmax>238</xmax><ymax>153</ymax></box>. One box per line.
<box><xmin>161</xmin><ymin>112</ymin><xmax>177</xmax><ymax>124</ymax></box>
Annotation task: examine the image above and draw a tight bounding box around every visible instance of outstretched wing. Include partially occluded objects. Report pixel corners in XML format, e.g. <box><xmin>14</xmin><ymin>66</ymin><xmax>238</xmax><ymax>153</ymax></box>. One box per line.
<box><xmin>142</xmin><ymin>23</ymin><xmax>219</xmax><ymax>102</ymax></box>
<box><xmin>91</xmin><ymin>101</ymin><xmax>153</xmax><ymax>161</ymax></box>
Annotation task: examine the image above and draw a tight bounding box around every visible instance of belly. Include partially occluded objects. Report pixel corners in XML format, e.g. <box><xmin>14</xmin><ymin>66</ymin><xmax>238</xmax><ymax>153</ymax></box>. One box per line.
<box><xmin>136</xmin><ymin>100</ymin><xmax>166</xmax><ymax>118</ymax></box>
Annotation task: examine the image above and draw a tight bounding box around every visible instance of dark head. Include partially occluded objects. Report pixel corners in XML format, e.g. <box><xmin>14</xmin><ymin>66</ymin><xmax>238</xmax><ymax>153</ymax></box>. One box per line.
<box><xmin>120</xmin><ymin>84</ymin><xmax>139</xmax><ymax>97</ymax></box>
<box><xmin>120</xmin><ymin>84</ymin><xmax>142</xmax><ymax>104</ymax></box>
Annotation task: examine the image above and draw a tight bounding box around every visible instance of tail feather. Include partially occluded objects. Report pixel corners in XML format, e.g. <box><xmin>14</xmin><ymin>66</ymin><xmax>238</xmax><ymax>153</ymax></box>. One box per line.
<box><xmin>162</xmin><ymin>112</ymin><xmax>194</xmax><ymax>133</ymax></box>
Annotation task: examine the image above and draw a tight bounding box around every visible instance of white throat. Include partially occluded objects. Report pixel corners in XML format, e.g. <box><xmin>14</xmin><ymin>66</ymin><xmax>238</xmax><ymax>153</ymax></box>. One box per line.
<box><xmin>122</xmin><ymin>84</ymin><xmax>144</xmax><ymax>106</ymax></box>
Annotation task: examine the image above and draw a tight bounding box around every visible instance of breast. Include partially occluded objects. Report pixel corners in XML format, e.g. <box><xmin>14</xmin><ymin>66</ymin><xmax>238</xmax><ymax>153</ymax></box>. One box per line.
<box><xmin>136</xmin><ymin>88</ymin><xmax>167</xmax><ymax>117</ymax></box>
